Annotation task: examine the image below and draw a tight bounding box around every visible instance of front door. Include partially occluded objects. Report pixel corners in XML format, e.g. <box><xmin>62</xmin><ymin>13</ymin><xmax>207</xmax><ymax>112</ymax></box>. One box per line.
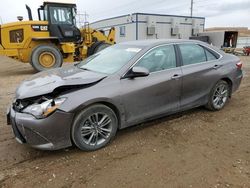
<box><xmin>120</xmin><ymin>44</ymin><xmax>182</xmax><ymax>125</ymax></box>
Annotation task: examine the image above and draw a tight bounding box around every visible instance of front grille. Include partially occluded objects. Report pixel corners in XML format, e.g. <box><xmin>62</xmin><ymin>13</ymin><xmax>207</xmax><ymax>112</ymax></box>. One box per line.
<box><xmin>11</xmin><ymin>118</ymin><xmax>26</xmax><ymax>143</ymax></box>
<box><xmin>24</xmin><ymin>127</ymin><xmax>48</xmax><ymax>145</ymax></box>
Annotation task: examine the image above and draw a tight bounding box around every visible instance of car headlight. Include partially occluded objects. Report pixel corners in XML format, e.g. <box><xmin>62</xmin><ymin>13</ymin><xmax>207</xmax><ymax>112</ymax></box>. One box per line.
<box><xmin>22</xmin><ymin>98</ymin><xmax>66</xmax><ymax>118</ymax></box>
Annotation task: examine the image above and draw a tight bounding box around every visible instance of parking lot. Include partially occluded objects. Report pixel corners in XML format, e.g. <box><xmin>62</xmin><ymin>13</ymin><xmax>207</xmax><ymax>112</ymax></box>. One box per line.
<box><xmin>0</xmin><ymin>56</ymin><xmax>250</xmax><ymax>188</ymax></box>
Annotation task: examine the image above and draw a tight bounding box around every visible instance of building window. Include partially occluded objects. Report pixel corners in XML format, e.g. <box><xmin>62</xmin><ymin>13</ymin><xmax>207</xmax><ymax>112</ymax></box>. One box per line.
<box><xmin>120</xmin><ymin>26</ymin><xmax>126</xmax><ymax>37</ymax></box>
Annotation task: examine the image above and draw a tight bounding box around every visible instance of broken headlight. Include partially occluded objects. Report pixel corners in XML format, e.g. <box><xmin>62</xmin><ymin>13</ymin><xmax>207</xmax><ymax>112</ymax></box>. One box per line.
<box><xmin>22</xmin><ymin>98</ymin><xmax>66</xmax><ymax>119</ymax></box>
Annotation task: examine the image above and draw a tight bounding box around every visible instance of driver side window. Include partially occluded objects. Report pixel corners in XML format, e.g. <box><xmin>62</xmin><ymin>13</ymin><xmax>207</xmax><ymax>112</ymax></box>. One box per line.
<box><xmin>136</xmin><ymin>45</ymin><xmax>176</xmax><ymax>73</ymax></box>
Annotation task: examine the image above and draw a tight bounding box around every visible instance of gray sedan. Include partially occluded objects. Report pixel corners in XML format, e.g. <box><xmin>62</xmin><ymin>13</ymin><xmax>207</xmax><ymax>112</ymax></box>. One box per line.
<box><xmin>7</xmin><ymin>39</ymin><xmax>243</xmax><ymax>151</ymax></box>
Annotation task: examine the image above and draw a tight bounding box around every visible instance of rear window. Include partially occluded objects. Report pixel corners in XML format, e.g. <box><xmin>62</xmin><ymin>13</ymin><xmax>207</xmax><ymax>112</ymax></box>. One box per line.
<box><xmin>179</xmin><ymin>43</ymin><xmax>220</xmax><ymax>66</ymax></box>
<box><xmin>179</xmin><ymin>44</ymin><xmax>206</xmax><ymax>65</ymax></box>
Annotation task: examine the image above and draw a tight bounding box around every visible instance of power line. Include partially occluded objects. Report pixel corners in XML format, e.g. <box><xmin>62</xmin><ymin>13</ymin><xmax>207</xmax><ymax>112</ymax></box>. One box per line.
<box><xmin>195</xmin><ymin>0</ymin><xmax>210</xmax><ymax>3</ymax></box>
<box><xmin>195</xmin><ymin>2</ymin><xmax>218</xmax><ymax>8</ymax></box>
<box><xmin>91</xmin><ymin>0</ymin><xmax>172</xmax><ymax>18</ymax></box>
<box><xmin>90</xmin><ymin>0</ymin><xmax>205</xmax><ymax>21</ymax></box>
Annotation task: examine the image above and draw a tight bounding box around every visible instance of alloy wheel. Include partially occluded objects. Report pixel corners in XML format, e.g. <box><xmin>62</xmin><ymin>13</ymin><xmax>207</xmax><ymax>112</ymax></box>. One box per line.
<box><xmin>212</xmin><ymin>83</ymin><xmax>229</xmax><ymax>109</ymax></box>
<box><xmin>80</xmin><ymin>113</ymin><xmax>112</xmax><ymax>146</ymax></box>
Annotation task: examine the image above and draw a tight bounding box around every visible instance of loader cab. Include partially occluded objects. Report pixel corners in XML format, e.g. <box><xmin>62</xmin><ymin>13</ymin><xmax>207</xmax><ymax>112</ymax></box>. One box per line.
<box><xmin>38</xmin><ymin>2</ymin><xmax>81</xmax><ymax>42</ymax></box>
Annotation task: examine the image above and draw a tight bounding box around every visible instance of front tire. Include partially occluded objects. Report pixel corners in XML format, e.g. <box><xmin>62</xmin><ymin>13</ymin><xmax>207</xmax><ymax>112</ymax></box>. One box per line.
<box><xmin>30</xmin><ymin>44</ymin><xmax>63</xmax><ymax>72</ymax></box>
<box><xmin>72</xmin><ymin>104</ymin><xmax>118</xmax><ymax>151</ymax></box>
<box><xmin>206</xmin><ymin>80</ymin><xmax>230</xmax><ymax>111</ymax></box>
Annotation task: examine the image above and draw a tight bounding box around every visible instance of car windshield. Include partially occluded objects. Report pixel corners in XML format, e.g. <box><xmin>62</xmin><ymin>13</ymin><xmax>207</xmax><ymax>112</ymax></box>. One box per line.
<box><xmin>77</xmin><ymin>45</ymin><xmax>142</xmax><ymax>75</ymax></box>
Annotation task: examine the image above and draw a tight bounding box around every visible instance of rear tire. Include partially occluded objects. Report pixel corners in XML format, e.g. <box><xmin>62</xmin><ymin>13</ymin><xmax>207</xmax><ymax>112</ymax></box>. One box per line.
<box><xmin>205</xmin><ymin>80</ymin><xmax>230</xmax><ymax>111</ymax></box>
<box><xmin>72</xmin><ymin>104</ymin><xmax>118</xmax><ymax>151</ymax></box>
<box><xmin>30</xmin><ymin>44</ymin><xmax>63</xmax><ymax>72</ymax></box>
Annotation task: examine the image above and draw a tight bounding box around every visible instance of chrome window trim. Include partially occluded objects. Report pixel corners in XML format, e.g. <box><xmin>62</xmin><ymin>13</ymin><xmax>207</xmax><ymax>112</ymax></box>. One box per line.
<box><xmin>201</xmin><ymin>44</ymin><xmax>223</xmax><ymax>60</ymax></box>
<box><xmin>178</xmin><ymin>43</ymin><xmax>223</xmax><ymax>68</ymax></box>
<box><xmin>121</xmin><ymin>42</ymin><xmax>223</xmax><ymax>78</ymax></box>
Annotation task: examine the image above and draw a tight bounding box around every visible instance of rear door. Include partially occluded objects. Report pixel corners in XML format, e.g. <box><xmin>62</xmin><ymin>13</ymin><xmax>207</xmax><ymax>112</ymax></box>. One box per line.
<box><xmin>177</xmin><ymin>43</ymin><xmax>221</xmax><ymax>109</ymax></box>
<box><xmin>120</xmin><ymin>44</ymin><xmax>182</xmax><ymax>125</ymax></box>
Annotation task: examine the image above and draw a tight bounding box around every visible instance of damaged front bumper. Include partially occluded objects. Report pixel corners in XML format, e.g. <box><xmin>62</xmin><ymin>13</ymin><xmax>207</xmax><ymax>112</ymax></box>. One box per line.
<box><xmin>7</xmin><ymin>107</ymin><xmax>74</xmax><ymax>150</ymax></box>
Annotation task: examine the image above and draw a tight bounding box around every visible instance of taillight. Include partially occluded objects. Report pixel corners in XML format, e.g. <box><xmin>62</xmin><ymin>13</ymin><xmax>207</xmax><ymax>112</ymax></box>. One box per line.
<box><xmin>236</xmin><ymin>61</ymin><xmax>243</xmax><ymax>69</ymax></box>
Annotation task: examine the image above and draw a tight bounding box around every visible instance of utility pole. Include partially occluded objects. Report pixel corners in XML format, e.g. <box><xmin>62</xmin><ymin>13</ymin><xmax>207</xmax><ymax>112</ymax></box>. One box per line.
<box><xmin>190</xmin><ymin>0</ymin><xmax>194</xmax><ymax>17</ymax></box>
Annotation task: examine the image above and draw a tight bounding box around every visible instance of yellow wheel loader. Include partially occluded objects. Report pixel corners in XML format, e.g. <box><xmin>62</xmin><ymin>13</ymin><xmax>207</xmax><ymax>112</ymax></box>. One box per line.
<box><xmin>0</xmin><ymin>1</ymin><xmax>115</xmax><ymax>72</ymax></box>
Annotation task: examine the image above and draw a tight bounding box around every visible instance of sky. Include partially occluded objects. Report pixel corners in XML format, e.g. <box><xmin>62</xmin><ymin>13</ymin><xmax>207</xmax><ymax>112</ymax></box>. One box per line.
<box><xmin>0</xmin><ymin>0</ymin><xmax>249</xmax><ymax>28</ymax></box>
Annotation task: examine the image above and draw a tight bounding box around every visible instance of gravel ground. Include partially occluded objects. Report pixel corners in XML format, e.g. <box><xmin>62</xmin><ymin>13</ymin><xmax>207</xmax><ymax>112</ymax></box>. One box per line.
<box><xmin>0</xmin><ymin>56</ymin><xmax>250</xmax><ymax>188</ymax></box>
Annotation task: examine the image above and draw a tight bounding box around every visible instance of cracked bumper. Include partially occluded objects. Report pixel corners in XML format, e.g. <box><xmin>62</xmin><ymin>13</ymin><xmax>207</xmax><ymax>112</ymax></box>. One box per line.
<box><xmin>7</xmin><ymin>107</ymin><xmax>74</xmax><ymax>150</ymax></box>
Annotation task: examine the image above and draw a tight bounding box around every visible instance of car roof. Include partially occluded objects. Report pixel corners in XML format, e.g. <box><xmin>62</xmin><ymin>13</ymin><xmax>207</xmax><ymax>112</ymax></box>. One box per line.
<box><xmin>119</xmin><ymin>39</ymin><xmax>223</xmax><ymax>55</ymax></box>
<box><xmin>120</xmin><ymin>39</ymin><xmax>199</xmax><ymax>47</ymax></box>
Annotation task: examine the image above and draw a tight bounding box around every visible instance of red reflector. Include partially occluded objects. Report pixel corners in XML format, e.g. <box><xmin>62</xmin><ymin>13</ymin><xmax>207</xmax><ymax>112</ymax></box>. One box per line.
<box><xmin>236</xmin><ymin>62</ymin><xmax>243</xmax><ymax>69</ymax></box>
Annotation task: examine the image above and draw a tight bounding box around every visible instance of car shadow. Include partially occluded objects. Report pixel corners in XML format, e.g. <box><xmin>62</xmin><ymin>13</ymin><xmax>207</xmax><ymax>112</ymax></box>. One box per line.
<box><xmin>27</xmin><ymin>106</ymin><xmax>209</xmax><ymax>157</ymax></box>
<box><xmin>117</xmin><ymin>106</ymin><xmax>208</xmax><ymax>135</ymax></box>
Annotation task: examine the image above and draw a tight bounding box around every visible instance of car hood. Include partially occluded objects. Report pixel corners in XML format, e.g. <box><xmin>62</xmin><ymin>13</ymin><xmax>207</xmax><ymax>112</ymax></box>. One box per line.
<box><xmin>16</xmin><ymin>65</ymin><xmax>107</xmax><ymax>99</ymax></box>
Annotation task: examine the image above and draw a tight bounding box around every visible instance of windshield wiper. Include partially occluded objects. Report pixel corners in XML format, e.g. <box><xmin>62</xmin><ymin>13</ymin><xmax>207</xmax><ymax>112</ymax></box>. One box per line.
<box><xmin>79</xmin><ymin>67</ymin><xmax>91</xmax><ymax>71</ymax></box>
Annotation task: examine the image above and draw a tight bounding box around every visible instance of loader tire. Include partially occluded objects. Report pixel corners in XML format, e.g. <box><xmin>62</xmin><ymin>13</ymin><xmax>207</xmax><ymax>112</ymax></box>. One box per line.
<box><xmin>87</xmin><ymin>42</ymin><xmax>111</xmax><ymax>57</ymax></box>
<box><xmin>94</xmin><ymin>42</ymin><xmax>111</xmax><ymax>53</ymax></box>
<box><xmin>31</xmin><ymin>44</ymin><xmax>63</xmax><ymax>72</ymax></box>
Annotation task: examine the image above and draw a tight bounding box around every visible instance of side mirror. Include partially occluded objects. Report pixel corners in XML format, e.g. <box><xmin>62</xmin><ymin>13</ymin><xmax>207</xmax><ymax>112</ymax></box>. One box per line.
<box><xmin>124</xmin><ymin>66</ymin><xmax>149</xmax><ymax>79</ymax></box>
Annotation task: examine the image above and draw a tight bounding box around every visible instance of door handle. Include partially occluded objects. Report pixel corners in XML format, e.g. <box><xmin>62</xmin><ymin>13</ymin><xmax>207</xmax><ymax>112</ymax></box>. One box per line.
<box><xmin>171</xmin><ymin>74</ymin><xmax>182</xmax><ymax>80</ymax></box>
<box><xmin>213</xmin><ymin>65</ymin><xmax>222</xmax><ymax>69</ymax></box>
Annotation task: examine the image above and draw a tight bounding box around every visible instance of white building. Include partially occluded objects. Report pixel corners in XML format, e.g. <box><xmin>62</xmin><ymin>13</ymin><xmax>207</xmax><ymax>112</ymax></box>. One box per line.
<box><xmin>90</xmin><ymin>13</ymin><xmax>205</xmax><ymax>43</ymax></box>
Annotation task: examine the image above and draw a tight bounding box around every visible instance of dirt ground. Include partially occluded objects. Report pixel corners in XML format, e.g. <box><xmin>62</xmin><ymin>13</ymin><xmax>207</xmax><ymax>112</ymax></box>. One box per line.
<box><xmin>0</xmin><ymin>56</ymin><xmax>250</xmax><ymax>188</ymax></box>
